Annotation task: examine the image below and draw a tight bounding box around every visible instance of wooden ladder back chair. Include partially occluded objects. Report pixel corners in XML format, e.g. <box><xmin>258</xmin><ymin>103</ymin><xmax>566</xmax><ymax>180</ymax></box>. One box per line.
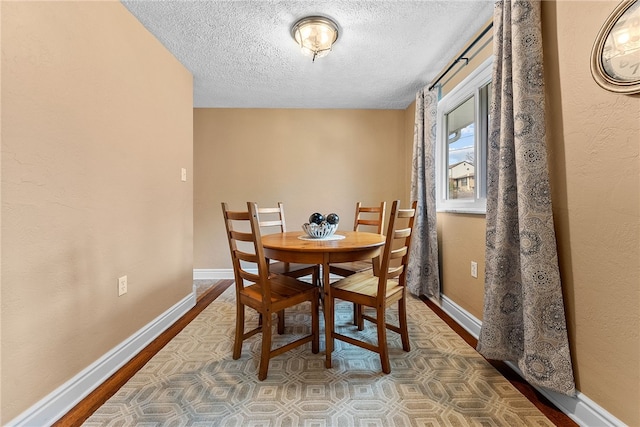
<box><xmin>257</xmin><ymin>202</ymin><xmax>319</xmax><ymax>287</ymax></box>
<box><xmin>222</xmin><ymin>202</ymin><xmax>319</xmax><ymax>381</ymax></box>
<box><xmin>329</xmin><ymin>201</ymin><xmax>386</xmax><ymax>278</ymax></box>
<box><xmin>326</xmin><ymin>200</ymin><xmax>417</xmax><ymax>374</ymax></box>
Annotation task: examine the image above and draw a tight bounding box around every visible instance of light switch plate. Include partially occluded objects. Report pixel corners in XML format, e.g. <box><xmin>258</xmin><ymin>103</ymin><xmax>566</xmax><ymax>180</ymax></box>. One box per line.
<box><xmin>118</xmin><ymin>275</ymin><xmax>128</xmax><ymax>296</ymax></box>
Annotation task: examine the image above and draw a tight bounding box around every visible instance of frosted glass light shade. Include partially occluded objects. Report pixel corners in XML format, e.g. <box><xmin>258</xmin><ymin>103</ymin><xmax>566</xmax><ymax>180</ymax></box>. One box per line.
<box><xmin>291</xmin><ymin>16</ymin><xmax>339</xmax><ymax>61</ymax></box>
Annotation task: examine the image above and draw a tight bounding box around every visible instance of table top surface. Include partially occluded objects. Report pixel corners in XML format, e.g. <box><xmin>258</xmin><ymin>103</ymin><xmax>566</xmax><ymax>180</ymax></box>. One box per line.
<box><xmin>262</xmin><ymin>231</ymin><xmax>385</xmax><ymax>253</ymax></box>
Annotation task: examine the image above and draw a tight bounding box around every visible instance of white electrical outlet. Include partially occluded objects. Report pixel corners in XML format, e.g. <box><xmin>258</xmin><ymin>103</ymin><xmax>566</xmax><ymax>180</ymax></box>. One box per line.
<box><xmin>470</xmin><ymin>261</ymin><xmax>478</xmax><ymax>279</ymax></box>
<box><xmin>181</xmin><ymin>168</ymin><xmax>187</xmax><ymax>182</ymax></box>
<box><xmin>118</xmin><ymin>275</ymin><xmax>128</xmax><ymax>296</ymax></box>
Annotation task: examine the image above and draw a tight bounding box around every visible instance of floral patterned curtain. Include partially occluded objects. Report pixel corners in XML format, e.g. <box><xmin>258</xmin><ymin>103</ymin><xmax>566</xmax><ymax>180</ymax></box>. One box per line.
<box><xmin>476</xmin><ymin>0</ymin><xmax>576</xmax><ymax>395</ymax></box>
<box><xmin>406</xmin><ymin>88</ymin><xmax>440</xmax><ymax>299</ymax></box>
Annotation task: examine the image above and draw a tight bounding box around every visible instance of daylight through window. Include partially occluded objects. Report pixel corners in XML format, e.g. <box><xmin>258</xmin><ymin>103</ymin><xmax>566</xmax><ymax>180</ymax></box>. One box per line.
<box><xmin>436</xmin><ymin>57</ymin><xmax>492</xmax><ymax>213</ymax></box>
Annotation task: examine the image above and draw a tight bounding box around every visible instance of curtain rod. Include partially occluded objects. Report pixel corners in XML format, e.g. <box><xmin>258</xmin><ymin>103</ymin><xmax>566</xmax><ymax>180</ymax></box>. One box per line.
<box><xmin>428</xmin><ymin>22</ymin><xmax>493</xmax><ymax>92</ymax></box>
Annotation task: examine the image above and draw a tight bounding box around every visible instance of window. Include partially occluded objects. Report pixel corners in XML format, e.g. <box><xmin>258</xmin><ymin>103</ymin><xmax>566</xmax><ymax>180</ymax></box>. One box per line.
<box><xmin>436</xmin><ymin>57</ymin><xmax>492</xmax><ymax>214</ymax></box>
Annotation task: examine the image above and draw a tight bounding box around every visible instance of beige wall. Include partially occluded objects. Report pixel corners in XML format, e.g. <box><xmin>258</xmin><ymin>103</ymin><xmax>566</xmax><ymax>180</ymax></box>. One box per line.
<box><xmin>193</xmin><ymin>108</ymin><xmax>408</xmax><ymax>269</ymax></box>
<box><xmin>438</xmin><ymin>214</ymin><xmax>487</xmax><ymax>319</ymax></box>
<box><xmin>542</xmin><ymin>1</ymin><xmax>639</xmax><ymax>424</ymax></box>
<box><xmin>1</xmin><ymin>2</ymin><xmax>193</xmax><ymax>423</ymax></box>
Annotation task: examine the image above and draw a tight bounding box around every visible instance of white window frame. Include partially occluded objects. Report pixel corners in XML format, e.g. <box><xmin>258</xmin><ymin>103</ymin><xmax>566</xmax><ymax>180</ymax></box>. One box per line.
<box><xmin>435</xmin><ymin>56</ymin><xmax>493</xmax><ymax>214</ymax></box>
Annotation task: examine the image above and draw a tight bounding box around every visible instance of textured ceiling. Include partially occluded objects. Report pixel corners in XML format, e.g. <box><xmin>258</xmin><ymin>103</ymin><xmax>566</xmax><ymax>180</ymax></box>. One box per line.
<box><xmin>122</xmin><ymin>1</ymin><xmax>494</xmax><ymax>109</ymax></box>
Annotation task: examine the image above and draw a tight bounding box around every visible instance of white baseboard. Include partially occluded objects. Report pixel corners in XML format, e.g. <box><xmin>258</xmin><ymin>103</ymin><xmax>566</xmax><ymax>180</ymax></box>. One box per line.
<box><xmin>506</xmin><ymin>365</ymin><xmax>627</xmax><ymax>427</ymax></box>
<box><xmin>440</xmin><ymin>294</ymin><xmax>483</xmax><ymax>339</ymax></box>
<box><xmin>439</xmin><ymin>295</ymin><xmax>625</xmax><ymax>427</ymax></box>
<box><xmin>7</xmin><ymin>293</ymin><xmax>196</xmax><ymax>427</ymax></box>
<box><xmin>193</xmin><ymin>268</ymin><xmax>234</xmax><ymax>280</ymax></box>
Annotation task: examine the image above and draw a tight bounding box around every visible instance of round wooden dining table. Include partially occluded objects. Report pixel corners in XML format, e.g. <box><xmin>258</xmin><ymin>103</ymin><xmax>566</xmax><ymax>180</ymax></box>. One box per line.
<box><xmin>262</xmin><ymin>230</ymin><xmax>386</xmax><ymax>367</ymax></box>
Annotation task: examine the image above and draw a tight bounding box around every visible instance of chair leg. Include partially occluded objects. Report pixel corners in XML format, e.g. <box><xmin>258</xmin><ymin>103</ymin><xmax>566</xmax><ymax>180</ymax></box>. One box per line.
<box><xmin>325</xmin><ymin>295</ymin><xmax>335</xmax><ymax>368</ymax></box>
<box><xmin>277</xmin><ymin>310</ymin><xmax>285</xmax><ymax>334</ymax></box>
<box><xmin>352</xmin><ymin>303</ymin><xmax>358</xmax><ymax>326</ymax></box>
<box><xmin>233</xmin><ymin>304</ymin><xmax>245</xmax><ymax>360</ymax></box>
<box><xmin>311</xmin><ymin>292</ymin><xmax>320</xmax><ymax>354</ymax></box>
<box><xmin>258</xmin><ymin>311</ymin><xmax>272</xmax><ymax>381</ymax></box>
<box><xmin>398</xmin><ymin>297</ymin><xmax>410</xmax><ymax>352</ymax></box>
<box><xmin>376</xmin><ymin>305</ymin><xmax>391</xmax><ymax>374</ymax></box>
<box><xmin>355</xmin><ymin>304</ymin><xmax>364</xmax><ymax>330</ymax></box>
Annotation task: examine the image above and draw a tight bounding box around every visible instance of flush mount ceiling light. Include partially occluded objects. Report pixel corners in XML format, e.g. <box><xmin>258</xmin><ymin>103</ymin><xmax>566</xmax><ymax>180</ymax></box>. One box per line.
<box><xmin>291</xmin><ymin>16</ymin><xmax>339</xmax><ymax>62</ymax></box>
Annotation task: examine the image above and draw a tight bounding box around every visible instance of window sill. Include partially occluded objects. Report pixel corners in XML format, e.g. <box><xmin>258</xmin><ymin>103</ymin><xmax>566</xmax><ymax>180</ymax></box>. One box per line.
<box><xmin>436</xmin><ymin>207</ymin><xmax>486</xmax><ymax>215</ymax></box>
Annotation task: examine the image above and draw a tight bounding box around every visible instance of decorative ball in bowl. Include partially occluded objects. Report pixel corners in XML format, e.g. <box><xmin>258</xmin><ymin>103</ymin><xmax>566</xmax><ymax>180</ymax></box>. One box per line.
<box><xmin>302</xmin><ymin>221</ymin><xmax>338</xmax><ymax>238</ymax></box>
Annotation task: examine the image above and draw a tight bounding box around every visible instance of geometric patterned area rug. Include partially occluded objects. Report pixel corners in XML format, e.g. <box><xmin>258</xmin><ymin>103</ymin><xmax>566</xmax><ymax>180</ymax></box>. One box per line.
<box><xmin>84</xmin><ymin>287</ymin><xmax>554</xmax><ymax>426</ymax></box>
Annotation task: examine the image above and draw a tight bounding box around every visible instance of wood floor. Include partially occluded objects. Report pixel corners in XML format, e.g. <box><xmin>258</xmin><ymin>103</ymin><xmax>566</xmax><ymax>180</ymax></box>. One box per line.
<box><xmin>53</xmin><ymin>280</ymin><xmax>234</xmax><ymax>427</ymax></box>
<box><xmin>54</xmin><ymin>280</ymin><xmax>577</xmax><ymax>426</ymax></box>
<box><xmin>422</xmin><ymin>297</ymin><xmax>578</xmax><ymax>427</ymax></box>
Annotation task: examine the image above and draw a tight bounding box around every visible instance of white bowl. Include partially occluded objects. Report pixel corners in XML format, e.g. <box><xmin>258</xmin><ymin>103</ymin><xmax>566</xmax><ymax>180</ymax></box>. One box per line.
<box><xmin>302</xmin><ymin>222</ymin><xmax>338</xmax><ymax>238</ymax></box>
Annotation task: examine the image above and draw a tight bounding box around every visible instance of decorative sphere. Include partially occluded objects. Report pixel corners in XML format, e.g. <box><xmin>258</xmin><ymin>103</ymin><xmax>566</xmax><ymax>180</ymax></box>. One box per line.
<box><xmin>309</xmin><ymin>212</ymin><xmax>325</xmax><ymax>225</ymax></box>
<box><xmin>326</xmin><ymin>213</ymin><xmax>340</xmax><ymax>225</ymax></box>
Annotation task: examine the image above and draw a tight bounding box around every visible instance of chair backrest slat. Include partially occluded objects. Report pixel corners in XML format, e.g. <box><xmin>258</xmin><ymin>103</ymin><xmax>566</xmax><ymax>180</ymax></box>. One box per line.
<box><xmin>257</xmin><ymin>219</ymin><xmax>282</xmax><ymax>228</ymax></box>
<box><xmin>229</xmin><ymin>230</ymin><xmax>254</xmax><ymax>242</ymax></box>
<box><xmin>390</xmin><ymin>246</ymin><xmax>408</xmax><ymax>260</ymax></box>
<box><xmin>397</xmin><ymin>208</ymin><xmax>415</xmax><ymax>218</ymax></box>
<box><xmin>233</xmin><ymin>249</ymin><xmax>259</xmax><ymax>264</ymax></box>
<box><xmin>226</xmin><ymin>210</ymin><xmax>251</xmax><ymax>221</ymax></box>
<box><xmin>256</xmin><ymin>207</ymin><xmax>281</xmax><ymax>214</ymax></box>
<box><xmin>237</xmin><ymin>269</ymin><xmax>261</xmax><ymax>284</ymax></box>
<box><xmin>358</xmin><ymin>206</ymin><xmax>382</xmax><ymax>213</ymax></box>
<box><xmin>394</xmin><ymin>228</ymin><xmax>412</xmax><ymax>239</ymax></box>
<box><xmin>357</xmin><ymin>219</ymin><xmax>381</xmax><ymax>227</ymax></box>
